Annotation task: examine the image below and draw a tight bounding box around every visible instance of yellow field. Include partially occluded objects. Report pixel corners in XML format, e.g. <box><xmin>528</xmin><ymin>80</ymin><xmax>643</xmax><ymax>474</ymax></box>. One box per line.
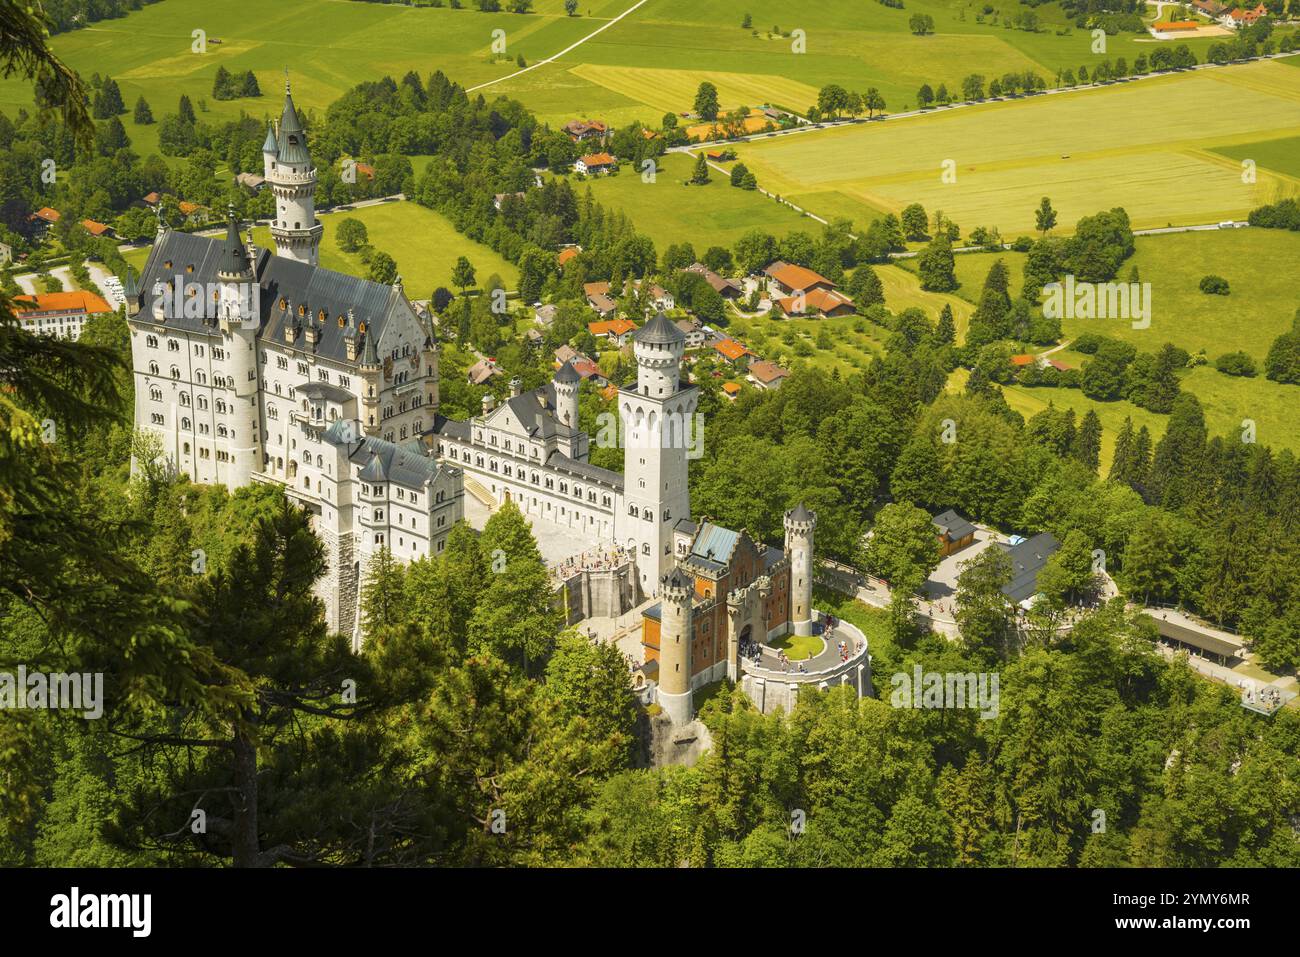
<box><xmin>567</xmin><ymin>64</ymin><xmax>821</xmax><ymax>115</ymax></box>
<box><xmin>734</xmin><ymin>60</ymin><xmax>1300</xmax><ymax>235</ymax></box>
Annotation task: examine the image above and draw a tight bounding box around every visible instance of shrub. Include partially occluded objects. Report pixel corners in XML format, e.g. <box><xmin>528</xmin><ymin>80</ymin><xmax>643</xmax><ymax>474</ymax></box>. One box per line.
<box><xmin>1199</xmin><ymin>274</ymin><xmax>1230</xmax><ymax>295</ymax></box>
<box><xmin>1214</xmin><ymin>351</ymin><xmax>1257</xmax><ymax>377</ymax></box>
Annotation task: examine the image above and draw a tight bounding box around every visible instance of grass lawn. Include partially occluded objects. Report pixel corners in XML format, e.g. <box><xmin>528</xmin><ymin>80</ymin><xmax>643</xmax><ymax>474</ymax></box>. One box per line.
<box><xmin>770</xmin><ymin>632</ymin><xmax>824</xmax><ymax>661</ymax></box>
<box><xmin>570</xmin><ymin>151</ymin><xmax>813</xmax><ymax>250</ymax></box>
<box><xmin>734</xmin><ymin>61</ymin><xmax>1300</xmax><ymax>236</ymax></box>
<box><xmin>118</xmin><ymin>200</ymin><xmax>517</xmax><ymax>293</ymax></box>
<box><xmin>252</xmin><ymin>201</ymin><xmax>518</xmax><ymax>293</ymax></box>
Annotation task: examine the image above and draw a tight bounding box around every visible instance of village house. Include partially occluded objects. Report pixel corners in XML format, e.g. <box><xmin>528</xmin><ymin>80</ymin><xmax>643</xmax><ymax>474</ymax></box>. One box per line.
<box><xmin>467</xmin><ymin>357</ymin><xmax>502</xmax><ymax>386</ymax></box>
<box><xmin>557</xmin><ymin>246</ymin><xmax>581</xmax><ymax>269</ymax></box>
<box><xmin>575</xmin><ymin>152</ymin><xmax>617</xmax><ymax>175</ymax></box>
<box><xmin>236</xmin><ymin>172</ymin><xmax>266</xmax><ymax>191</ymax></box>
<box><xmin>675</xmin><ymin>317</ymin><xmax>707</xmax><ymax>349</ymax></box>
<box><xmin>686</xmin><ymin>262</ymin><xmax>742</xmax><ymax>299</ymax></box>
<box><xmin>176</xmin><ymin>202</ymin><xmax>208</xmax><ymax>226</ymax></box>
<box><xmin>563</xmin><ymin>118</ymin><xmax>608</xmax><ymax>142</ymax></box>
<box><xmin>27</xmin><ymin>206</ymin><xmax>60</xmax><ymax>239</ymax></box>
<box><xmin>583</xmin><ymin>281</ymin><xmax>618</xmax><ymax>317</ymax></box>
<box><xmin>722</xmin><ymin>381</ymin><xmax>742</xmax><ymax>401</ymax></box>
<box><xmin>81</xmin><ymin>218</ymin><xmax>115</xmax><ymax>239</ymax></box>
<box><xmin>534</xmin><ymin>303</ymin><xmax>559</xmax><ymax>327</ymax></box>
<box><xmin>588</xmin><ymin>317</ymin><xmax>638</xmax><ymax>347</ymax></box>
<box><xmin>493</xmin><ymin>191</ymin><xmax>526</xmax><ymax>211</ymax></box>
<box><xmin>773</xmin><ymin>287</ymin><xmax>855</xmax><ymax>318</ymax></box>
<box><xmin>763</xmin><ymin>261</ymin><xmax>838</xmax><ymax>297</ymax></box>
<box><xmin>746</xmin><ymin>359</ymin><xmax>790</xmax><ymax>391</ymax></box>
<box><xmin>713</xmin><ymin>337</ymin><xmax>756</xmax><ymax>369</ymax></box>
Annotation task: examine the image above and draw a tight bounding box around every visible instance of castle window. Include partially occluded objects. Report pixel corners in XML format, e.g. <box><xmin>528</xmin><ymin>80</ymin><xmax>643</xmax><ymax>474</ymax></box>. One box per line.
<box><xmin>149</xmin><ymin>386</ymin><xmax>162</xmax><ymax>402</ymax></box>
<box><xmin>642</xmin><ymin>543</ymin><xmax>650</xmax><ymax>555</ymax></box>
<box><xmin>181</xmin><ymin>417</ymin><xmax>191</xmax><ymax>430</ymax></box>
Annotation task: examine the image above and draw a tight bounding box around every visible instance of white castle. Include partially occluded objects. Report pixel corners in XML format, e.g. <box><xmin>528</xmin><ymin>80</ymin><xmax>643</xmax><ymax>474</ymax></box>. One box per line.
<box><xmin>127</xmin><ymin>78</ymin><xmax>710</xmax><ymax>642</ymax></box>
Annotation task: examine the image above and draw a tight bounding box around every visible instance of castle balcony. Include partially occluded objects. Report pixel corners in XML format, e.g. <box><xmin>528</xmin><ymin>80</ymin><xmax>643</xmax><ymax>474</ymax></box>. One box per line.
<box><xmin>738</xmin><ymin>613</ymin><xmax>871</xmax><ymax>715</ymax></box>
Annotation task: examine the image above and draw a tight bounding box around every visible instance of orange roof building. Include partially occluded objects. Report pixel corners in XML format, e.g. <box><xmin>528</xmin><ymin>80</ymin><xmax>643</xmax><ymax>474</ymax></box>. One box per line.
<box><xmin>774</xmin><ymin>287</ymin><xmax>855</xmax><ymax>317</ymax></box>
<box><xmin>14</xmin><ymin>290</ymin><xmax>115</xmax><ymax>341</ymax></box>
<box><xmin>32</xmin><ymin>207</ymin><xmax>60</xmax><ymax>224</ymax></box>
<box><xmin>588</xmin><ymin>317</ymin><xmax>637</xmax><ymax>339</ymax></box>
<box><xmin>1010</xmin><ymin>354</ymin><xmax>1037</xmax><ymax>366</ymax></box>
<box><xmin>722</xmin><ymin>381</ymin><xmax>742</xmax><ymax>397</ymax></box>
<box><xmin>557</xmin><ymin>246</ymin><xmax>580</xmax><ymax>267</ymax></box>
<box><xmin>80</xmin><ymin>219</ymin><xmax>113</xmax><ymax>237</ymax></box>
<box><xmin>576</xmin><ymin>152</ymin><xmax>616</xmax><ymax>173</ymax></box>
<box><xmin>764</xmin><ymin>260</ymin><xmax>837</xmax><ymax>295</ymax></box>
<box><xmin>713</xmin><ymin>338</ymin><xmax>756</xmax><ymax>365</ymax></box>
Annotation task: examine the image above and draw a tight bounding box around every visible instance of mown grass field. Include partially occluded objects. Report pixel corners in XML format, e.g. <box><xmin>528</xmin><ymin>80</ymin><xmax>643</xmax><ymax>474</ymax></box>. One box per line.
<box><xmin>733</xmin><ymin>60</ymin><xmax>1300</xmax><ymax>236</ymax></box>
<box><xmin>121</xmin><ymin>200</ymin><xmax>518</xmax><ymax>293</ymax></box>
<box><xmin>570</xmin><ymin>151</ymin><xmax>813</xmax><ymax>250</ymax></box>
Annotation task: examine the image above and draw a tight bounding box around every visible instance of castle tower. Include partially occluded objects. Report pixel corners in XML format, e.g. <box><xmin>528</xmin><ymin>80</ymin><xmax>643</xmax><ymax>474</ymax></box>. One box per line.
<box><xmin>620</xmin><ymin>312</ymin><xmax>696</xmax><ymax>595</ymax></box>
<box><xmin>215</xmin><ymin>205</ymin><xmax>263</xmax><ymax>486</ymax></box>
<box><xmin>421</xmin><ymin>333</ymin><xmax>440</xmax><ymax>413</ymax></box>
<box><xmin>657</xmin><ymin>566</ymin><xmax>694</xmax><ymax>725</ymax></box>
<box><xmin>265</xmin><ymin>74</ymin><xmax>322</xmax><ymax>266</ymax></box>
<box><xmin>784</xmin><ymin>503</ymin><xmax>816</xmax><ymax>637</ymax></box>
<box><xmin>553</xmin><ymin>360</ymin><xmax>579</xmax><ymax>428</ymax></box>
<box><xmin>359</xmin><ymin>328</ymin><xmax>381</xmax><ymax>436</ymax></box>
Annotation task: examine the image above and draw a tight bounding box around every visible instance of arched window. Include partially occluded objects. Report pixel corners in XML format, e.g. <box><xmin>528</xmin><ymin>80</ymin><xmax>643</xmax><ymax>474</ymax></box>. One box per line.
<box><xmin>148</xmin><ymin>361</ymin><xmax>159</xmax><ymax>375</ymax></box>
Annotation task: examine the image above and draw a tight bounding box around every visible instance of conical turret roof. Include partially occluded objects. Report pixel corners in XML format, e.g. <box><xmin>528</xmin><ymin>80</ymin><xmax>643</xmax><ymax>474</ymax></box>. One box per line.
<box><xmin>633</xmin><ymin>311</ymin><xmax>685</xmax><ymax>346</ymax></box>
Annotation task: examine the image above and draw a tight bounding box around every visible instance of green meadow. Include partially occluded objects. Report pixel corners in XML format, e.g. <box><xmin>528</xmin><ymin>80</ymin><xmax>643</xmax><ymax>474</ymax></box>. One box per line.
<box><xmin>569</xmin><ymin>151</ymin><xmax>813</xmax><ymax>250</ymax></box>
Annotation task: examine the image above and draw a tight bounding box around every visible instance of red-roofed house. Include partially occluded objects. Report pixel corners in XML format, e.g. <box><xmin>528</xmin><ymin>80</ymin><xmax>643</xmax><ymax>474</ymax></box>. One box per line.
<box><xmin>81</xmin><ymin>218</ymin><xmax>115</xmax><ymax>238</ymax></box>
<box><xmin>713</xmin><ymin>338</ymin><xmax>756</xmax><ymax>368</ymax></box>
<box><xmin>774</xmin><ymin>287</ymin><xmax>855</xmax><ymax>318</ymax></box>
<box><xmin>13</xmin><ymin>290</ymin><xmax>114</xmax><ymax>341</ymax></box>
<box><xmin>722</xmin><ymin>381</ymin><xmax>742</xmax><ymax>401</ymax></box>
<box><xmin>763</xmin><ymin>261</ymin><xmax>837</xmax><ymax>296</ymax></box>
<box><xmin>588</xmin><ymin>317</ymin><xmax>638</xmax><ymax>346</ymax></box>
<box><xmin>557</xmin><ymin>246</ymin><xmax>581</xmax><ymax>268</ymax></box>
<box><xmin>1010</xmin><ymin>353</ymin><xmax>1037</xmax><ymax>367</ymax></box>
<box><xmin>575</xmin><ymin>152</ymin><xmax>616</xmax><ymax>175</ymax></box>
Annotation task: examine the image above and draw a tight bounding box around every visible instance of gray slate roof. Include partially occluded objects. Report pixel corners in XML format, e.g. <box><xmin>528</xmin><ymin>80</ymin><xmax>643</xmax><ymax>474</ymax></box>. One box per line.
<box><xmin>1001</xmin><ymin>532</ymin><xmax>1061</xmax><ymax>604</ymax></box>
<box><xmin>634</xmin><ymin>311</ymin><xmax>685</xmax><ymax>345</ymax></box>
<box><xmin>135</xmin><ymin>228</ymin><xmax>404</xmax><ymax>368</ymax></box>
<box><xmin>933</xmin><ymin>508</ymin><xmax>976</xmax><ymax>542</ymax></box>
<box><xmin>346</xmin><ymin>435</ymin><xmax>445</xmax><ymax>491</ymax></box>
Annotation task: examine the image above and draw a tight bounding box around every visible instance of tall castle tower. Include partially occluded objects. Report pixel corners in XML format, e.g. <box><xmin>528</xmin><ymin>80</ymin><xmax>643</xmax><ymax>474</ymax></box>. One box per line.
<box><xmin>656</xmin><ymin>567</ymin><xmax>695</xmax><ymax>725</ymax></box>
<box><xmin>620</xmin><ymin>313</ymin><xmax>696</xmax><ymax>596</ymax></box>
<box><xmin>215</xmin><ymin>206</ymin><xmax>264</xmax><ymax>486</ymax></box>
<box><xmin>553</xmin><ymin>359</ymin><xmax>579</xmax><ymax>429</ymax></box>
<box><xmin>264</xmin><ymin>74</ymin><xmax>322</xmax><ymax>266</ymax></box>
<box><xmin>784</xmin><ymin>504</ymin><xmax>816</xmax><ymax>637</ymax></box>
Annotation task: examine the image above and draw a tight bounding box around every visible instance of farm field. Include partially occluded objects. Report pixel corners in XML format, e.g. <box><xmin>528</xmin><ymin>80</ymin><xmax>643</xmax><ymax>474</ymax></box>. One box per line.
<box><xmin>569</xmin><ymin>152</ymin><xmax>813</xmax><ymax>250</ymax></box>
<box><xmin>121</xmin><ymin>200</ymin><xmax>518</xmax><ymax>294</ymax></box>
<box><xmin>7</xmin><ymin>0</ymin><xmax>1280</xmax><ymax>147</ymax></box>
<box><xmin>0</xmin><ymin>0</ymin><xmax>598</xmax><ymax>156</ymax></box>
<box><xmin>1211</xmin><ymin>134</ymin><xmax>1300</xmax><ymax>182</ymax></box>
<box><xmin>731</xmin><ymin>60</ymin><xmax>1300</xmax><ymax>236</ymax></box>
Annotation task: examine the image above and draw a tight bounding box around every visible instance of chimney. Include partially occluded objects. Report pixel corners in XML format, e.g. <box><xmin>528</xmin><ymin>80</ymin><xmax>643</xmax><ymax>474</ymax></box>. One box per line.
<box><xmin>481</xmin><ymin>394</ymin><xmax>495</xmax><ymax>416</ymax></box>
<box><xmin>510</xmin><ymin>376</ymin><xmax>522</xmax><ymax>398</ymax></box>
